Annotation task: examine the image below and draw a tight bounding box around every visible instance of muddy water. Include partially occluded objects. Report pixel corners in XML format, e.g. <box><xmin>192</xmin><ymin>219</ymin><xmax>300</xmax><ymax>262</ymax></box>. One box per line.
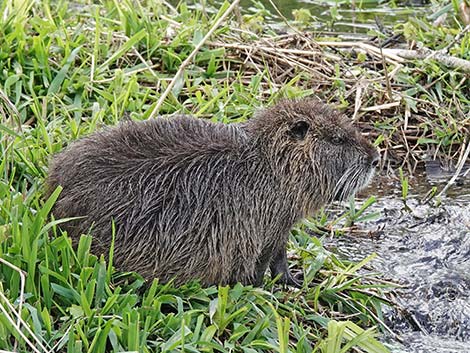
<box><xmin>241</xmin><ymin>0</ymin><xmax>427</xmax><ymax>35</ymax></box>
<box><xmin>324</xmin><ymin>175</ymin><xmax>470</xmax><ymax>352</ymax></box>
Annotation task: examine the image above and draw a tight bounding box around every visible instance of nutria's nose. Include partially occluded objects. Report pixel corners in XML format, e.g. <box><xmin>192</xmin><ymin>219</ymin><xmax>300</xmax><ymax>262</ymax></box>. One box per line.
<box><xmin>371</xmin><ymin>151</ymin><xmax>380</xmax><ymax>168</ymax></box>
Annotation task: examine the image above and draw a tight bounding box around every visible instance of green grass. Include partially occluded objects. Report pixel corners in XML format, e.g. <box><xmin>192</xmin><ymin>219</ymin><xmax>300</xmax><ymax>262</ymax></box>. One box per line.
<box><xmin>0</xmin><ymin>182</ymin><xmax>392</xmax><ymax>352</ymax></box>
<box><xmin>0</xmin><ymin>0</ymin><xmax>468</xmax><ymax>352</ymax></box>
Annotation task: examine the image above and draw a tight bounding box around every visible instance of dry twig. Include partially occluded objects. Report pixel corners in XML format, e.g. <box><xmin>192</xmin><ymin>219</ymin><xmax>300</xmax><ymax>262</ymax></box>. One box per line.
<box><xmin>384</xmin><ymin>47</ymin><xmax>470</xmax><ymax>72</ymax></box>
<box><xmin>0</xmin><ymin>258</ymin><xmax>51</xmax><ymax>353</ymax></box>
<box><xmin>437</xmin><ymin>139</ymin><xmax>470</xmax><ymax>198</ymax></box>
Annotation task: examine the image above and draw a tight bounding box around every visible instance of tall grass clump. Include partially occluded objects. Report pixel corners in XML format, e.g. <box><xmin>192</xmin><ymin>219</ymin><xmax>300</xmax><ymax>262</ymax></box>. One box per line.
<box><xmin>1</xmin><ymin>0</ymin><xmax>468</xmax><ymax>351</ymax></box>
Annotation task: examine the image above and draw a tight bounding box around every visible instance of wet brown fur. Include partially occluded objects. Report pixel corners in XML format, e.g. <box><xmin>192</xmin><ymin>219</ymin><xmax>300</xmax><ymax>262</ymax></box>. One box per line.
<box><xmin>46</xmin><ymin>98</ymin><xmax>379</xmax><ymax>286</ymax></box>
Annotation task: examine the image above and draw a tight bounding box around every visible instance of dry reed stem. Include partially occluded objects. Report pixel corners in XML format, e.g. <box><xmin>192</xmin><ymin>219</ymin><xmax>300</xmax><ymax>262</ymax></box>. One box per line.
<box><xmin>0</xmin><ymin>87</ymin><xmax>22</xmax><ymax>133</ymax></box>
<box><xmin>316</xmin><ymin>41</ymin><xmax>405</xmax><ymax>63</ymax></box>
<box><xmin>384</xmin><ymin>48</ymin><xmax>470</xmax><ymax>72</ymax></box>
<box><xmin>0</xmin><ymin>258</ymin><xmax>51</xmax><ymax>353</ymax></box>
<box><xmin>352</xmin><ymin>81</ymin><xmax>366</xmax><ymax>121</ymax></box>
<box><xmin>0</xmin><ymin>258</ymin><xmax>25</xmax><ymax>330</ymax></box>
<box><xmin>361</xmin><ymin>101</ymin><xmax>401</xmax><ymax>112</ymax></box>
<box><xmin>0</xmin><ymin>292</ymin><xmax>52</xmax><ymax>353</ymax></box>
<box><xmin>0</xmin><ymin>300</ymin><xmax>44</xmax><ymax>353</ymax></box>
<box><xmin>337</xmin><ymin>291</ymin><xmax>402</xmax><ymax>341</ymax></box>
<box><xmin>437</xmin><ymin>139</ymin><xmax>470</xmax><ymax>198</ymax></box>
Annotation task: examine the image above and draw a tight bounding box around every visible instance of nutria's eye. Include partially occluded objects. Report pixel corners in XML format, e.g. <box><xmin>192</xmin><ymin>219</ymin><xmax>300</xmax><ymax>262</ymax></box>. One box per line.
<box><xmin>289</xmin><ymin>121</ymin><xmax>309</xmax><ymax>140</ymax></box>
<box><xmin>330</xmin><ymin>136</ymin><xmax>343</xmax><ymax>144</ymax></box>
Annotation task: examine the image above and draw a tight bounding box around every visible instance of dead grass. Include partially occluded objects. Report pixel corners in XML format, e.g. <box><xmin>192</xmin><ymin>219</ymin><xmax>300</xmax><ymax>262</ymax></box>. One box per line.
<box><xmin>207</xmin><ymin>28</ymin><xmax>469</xmax><ymax>173</ymax></box>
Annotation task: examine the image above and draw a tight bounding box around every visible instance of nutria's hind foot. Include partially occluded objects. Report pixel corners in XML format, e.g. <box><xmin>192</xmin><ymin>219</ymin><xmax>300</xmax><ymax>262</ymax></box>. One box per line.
<box><xmin>280</xmin><ymin>270</ymin><xmax>303</xmax><ymax>288</ymax></box>
<box><xmin>269</xmin><ymin>247</ymin><xmax>303</xmax><ymax>288</ymax></box>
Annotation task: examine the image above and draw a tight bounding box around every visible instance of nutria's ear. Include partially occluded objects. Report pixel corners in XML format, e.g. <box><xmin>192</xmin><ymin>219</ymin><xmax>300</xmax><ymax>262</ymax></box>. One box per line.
<box><xmin>289</xmin><ymin>121</ymin><xmax>309</xmax><ymax>140</ymax></box>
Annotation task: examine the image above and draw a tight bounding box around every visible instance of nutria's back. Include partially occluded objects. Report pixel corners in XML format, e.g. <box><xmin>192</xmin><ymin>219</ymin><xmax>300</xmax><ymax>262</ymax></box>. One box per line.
<box><xmin>47</xmin><ymin>98</ymin><xmax>378</xmax><ymax>286</ymax></box>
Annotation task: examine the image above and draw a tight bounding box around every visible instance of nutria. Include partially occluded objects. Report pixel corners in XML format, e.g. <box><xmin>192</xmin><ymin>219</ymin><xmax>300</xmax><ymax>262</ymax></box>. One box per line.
<box><xmin>46</xmin><ymin>98</ymin><xmax>379</xmax><ymax>287</ymax></box>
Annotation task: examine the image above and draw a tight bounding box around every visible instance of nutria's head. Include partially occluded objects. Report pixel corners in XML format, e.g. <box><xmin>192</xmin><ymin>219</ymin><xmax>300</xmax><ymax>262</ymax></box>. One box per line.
<box><xmin>245</xmin><ymin>98</ymin><xmax>379</xmax><ymax>212</ymax></box>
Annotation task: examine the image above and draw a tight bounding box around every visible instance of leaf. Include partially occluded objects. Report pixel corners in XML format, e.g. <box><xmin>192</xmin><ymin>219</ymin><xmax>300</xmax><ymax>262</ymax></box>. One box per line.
<box><xmin>98</xmin><ymin>29</ymin><xmax>147</xmax><ymax>72</ymax></box>
<box><xmin>48</xmin><ymin>46</ymin><xmax>82</xmax><ymax>95</ymax></box>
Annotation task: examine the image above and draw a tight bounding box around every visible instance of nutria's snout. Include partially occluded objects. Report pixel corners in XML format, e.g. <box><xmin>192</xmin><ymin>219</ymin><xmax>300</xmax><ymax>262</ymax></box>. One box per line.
<box><xmin>371</xmin><ymin>154</ymin><xmax>380</xmax><ymax>168</ymax></box>
<box><xmin>369</xmin><ymin>147</ymin><xmax>381</xmax><ymax>169</ymax></box>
